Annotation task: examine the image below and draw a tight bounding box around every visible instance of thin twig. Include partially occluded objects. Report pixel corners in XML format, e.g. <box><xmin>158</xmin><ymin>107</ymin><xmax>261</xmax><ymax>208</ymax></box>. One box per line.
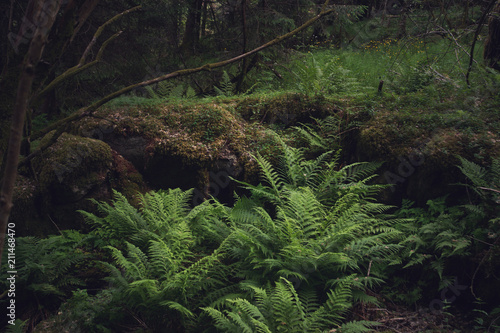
<box><xmin>477</xmin><ymin>186</ymin><xmax>500</xmax><ymax>194</ymax></box>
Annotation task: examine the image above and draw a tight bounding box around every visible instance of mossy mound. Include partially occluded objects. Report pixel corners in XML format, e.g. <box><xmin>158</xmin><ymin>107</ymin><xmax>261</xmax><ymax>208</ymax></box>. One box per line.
<box><xmin>73</xmin><ymin>97</ymin><xmax>293</xmax><ymax>194</ymax></box>
<box><xmin>34</xmin><ymin>132</ymin><xmax>113</xmax><ymax>200</ymax></box>
<box><xmin>23</xmin><ymin>133</ymin><xmax>112</xmax><ymax>232</ymax></box>
<box><xmin>235</xmin><ymin>92</ymin><xmax>336</xmax><ymax>126</ymax></box>
<box><xmin>356</xmin><ymin>100</ymin><xmax>500</xmax><ymax>205</ymax></box>
<box><xmin>9</xmin><ymin>132</ymin><xmax>150</xmax><ymax>235</ymax></box>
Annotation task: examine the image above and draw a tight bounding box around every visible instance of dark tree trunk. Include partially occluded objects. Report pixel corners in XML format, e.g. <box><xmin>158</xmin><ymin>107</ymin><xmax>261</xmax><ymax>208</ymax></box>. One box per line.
<box><xmin>181</xmin><ymin>0</ymin><xmax>203</xmax><ymax>55</ymax></box>
<box><xmin>236</xmin><ymin>0</ymin><xmax>248</xmax><ymax>92</ymax></box>
<box><xmin>484</xmin><ymin>1</ymin><xmax>500</xmax><ymax>71</ymax></box>
<box><xmin>0</xmin><ymin>0</ymin><xmax>62</xmax><ymax>267</ymax></box>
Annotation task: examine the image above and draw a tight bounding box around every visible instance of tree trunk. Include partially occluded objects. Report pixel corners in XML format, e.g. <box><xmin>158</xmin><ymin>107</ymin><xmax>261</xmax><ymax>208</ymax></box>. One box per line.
<box><xmin>201</xmin><ymin>0</ymin><xmax>208</xmax><ymax>37</ymax></box>
<box><xmin>181</xmin><ymin>0</ymin><xmax>203</xmax><ymax>55</ymax></box>
<box><xmin>484</xmin><ymin>1</ymin><xmax>500</xmax><ymax>71</ymax></box>
<box><xmin>0</xmin><ymin>0</ymin><xmax>62</xmax><ymax>267</ymax></box>
<box><xmin>236</xmin><ymin>0</ymin><xmax>248</xmax><ymax>92</ymax></box>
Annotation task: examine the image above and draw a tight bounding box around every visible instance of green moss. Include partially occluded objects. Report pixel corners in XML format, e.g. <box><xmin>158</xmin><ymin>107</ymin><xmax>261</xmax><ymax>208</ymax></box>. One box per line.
<box><xmin>357</xmin><ymin>91</ymin><xmax>500</xmax><ymax>171</ymax></box>
<box><xmin>76</xmin><ymin>97</ymin><xmax>294</xmax><ymax>176</ymax></box>
<box><xmin>235</xmin><ymin>92</ymin><xmax>333</xmax><ymax>125</ymax></box>
<box><xmin>34</xmin><ymin>132</ymin><xmax>112</xmax><ymax>194</ymax></box>
<box><xmin>72</xmin><ymin>90</ymin><xmax>498</xmax><ymax>198</ymax></box>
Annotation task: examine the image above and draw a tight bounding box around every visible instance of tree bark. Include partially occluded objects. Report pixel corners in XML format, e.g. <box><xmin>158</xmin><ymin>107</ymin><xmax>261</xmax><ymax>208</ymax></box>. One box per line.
<box><xmin>466</xmin><ymin>0</ymin><xmax>498</xmax><ymax>85</ymax></box>
<box><xmin>236</xmin><ymin>0</ymin><xmax>249</xmax><ymax>92</ymax></box>
<box><xmin>181</xmin><ymin>0</ymin><xmax>203</xmax><ymax>55</ymax></box>
<box><xmin>484</xmin><ymin>0</ymin><xmax>500</xmax><ymax>71</ymax></box>
<box><xmin>0</xmin><ymin>0</ymin><xmax>62</xmax><ymax>267</ymax></box>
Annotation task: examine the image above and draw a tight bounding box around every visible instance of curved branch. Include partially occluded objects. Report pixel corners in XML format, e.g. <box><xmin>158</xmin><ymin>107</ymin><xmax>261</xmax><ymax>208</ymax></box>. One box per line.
<box><xmin>80</xmin><ymin>5</ymin><xmax>141</xmax><ymax>64</ymax></box>
<box><xmin>33</xmin><ymin>31</ymin><xmax>122</xmax><ymax>103</ymax></box>
<box><xmin>25</xmin><ymin>1</ymin><xmax>335</xmax><ymax>165</ymax></box>
<box><xmin>32</xmin><ymin>5</ymin><xmax>141</xmax><ymax>104</ymax></box>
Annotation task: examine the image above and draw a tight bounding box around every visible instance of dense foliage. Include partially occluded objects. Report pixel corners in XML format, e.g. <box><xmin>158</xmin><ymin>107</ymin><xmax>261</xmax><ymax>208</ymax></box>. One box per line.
<box><xmin>1</xmin><ymin>142</ymin><xmax>499</xmax><ymax>331</ymax></box>
<box><xmin>1</xmin><ymin>0</ymin><xmax>499</xmax><ymax>332</ymax></box>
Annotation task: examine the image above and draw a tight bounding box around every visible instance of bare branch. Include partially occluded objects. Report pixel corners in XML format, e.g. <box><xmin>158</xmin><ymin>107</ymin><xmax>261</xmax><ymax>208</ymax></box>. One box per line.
<box><xmin>29</xmin><ymin>2</ymin><xmax>335</xmax><ymax>146</ymax></box>
<box><xmin>79</xmin><ymin>5</ymin><xmax>141</xmax><ymax>64</ymax></box>
<box><xmin>33</xmin><ymin>31</ymin><xmax>122</xmax><ymax>103</ymax></box>
<box><xmin>33</xmin><ymin>5</ymin><xmax>141</xmax><ymax>103</ymax></box>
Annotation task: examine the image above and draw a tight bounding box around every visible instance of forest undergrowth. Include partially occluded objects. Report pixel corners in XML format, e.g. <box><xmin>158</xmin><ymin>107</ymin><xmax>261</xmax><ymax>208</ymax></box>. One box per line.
<box><xmin>2</xmin><ymin>7</ymin><xmax>500</xmax><ymax>332</ymax></box>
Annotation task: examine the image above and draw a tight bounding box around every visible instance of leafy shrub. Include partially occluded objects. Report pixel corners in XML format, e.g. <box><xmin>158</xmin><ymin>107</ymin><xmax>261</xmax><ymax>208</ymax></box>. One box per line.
<box><xmin>385</xmin><ymin>157</ymin><xmax>500</xmax><ymax>305</ymax></box>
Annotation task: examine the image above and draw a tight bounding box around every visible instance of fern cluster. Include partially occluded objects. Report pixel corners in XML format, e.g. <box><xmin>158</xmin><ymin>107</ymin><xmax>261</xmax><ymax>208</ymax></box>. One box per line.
<box><xmin>286</xmin><ymin>54</ymin><xmax>364</xmax><ymax>96</ymax></box>
<box><xmin>0</xmin><ymin>230</ymin><xmax>95</xmax><ymax>328</ymax></box>
<box><xmin>146</xmin><ymin>80</ymin><xmax>196</xmax><ymax>99</ymax></box>
<box><xmin>55</xmin><ymin>139</ymin><xmax>405</xmax><ymax>331</ymax></box>
<box><xmin>14</xmin><ymin>135</ymin><xmax>497</xmax><ymax>332</ymax></box>
<box><xmin>202</xmin><ymin>277</ymin><xmax>379</xmax><ymax>333</ymax></box>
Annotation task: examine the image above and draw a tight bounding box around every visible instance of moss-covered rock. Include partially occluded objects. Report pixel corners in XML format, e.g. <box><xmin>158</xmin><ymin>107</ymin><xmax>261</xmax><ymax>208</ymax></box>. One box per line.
<box><xmin>355</xmin><ymin>102</ymin><xmax>500</xmax><ymax>205</ymax></box>
<box><xmin>235</xmin><ymin>92</ymin><xmax>336</xmax><ymax>126</ymax></box>
<box><xmin>9</xmin><ymin>131</ymin><xmax>150</xmax><ymax>235</ymax></box>
<box><xmin>72</xmin><ymin>97</ymin><xmax>294</xmax><ymax>203</ymax></box>
<box><xmin>22</xmin><ymin>133</ymin><xmax>113</xmax><ymax>231</ymax></box>
<box><xmin>14</xmin><ymin>91</ymin><xmax>496</xmax><ymax>236</ymax></box>
<box><xmin>35</xmin><ymin>132</ymin><xmax>112</xmax><ymax>203</ymax></box>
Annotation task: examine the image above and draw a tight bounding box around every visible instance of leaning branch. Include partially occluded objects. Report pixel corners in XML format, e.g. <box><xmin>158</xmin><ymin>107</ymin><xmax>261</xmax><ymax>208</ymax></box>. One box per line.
<box><xmin>29</xmin><ymin>2</ymin><xmax>335</xmax><ymax>145</ymax></box>
<box><xmin>33</xmin><ymin>31</ymin><xmax>122</xmax><ymax>103</ymax></box>
<box><xmin>79</xmin><ymin>5</ymin><xmax>141</xmax><ymax>64</ymax></box>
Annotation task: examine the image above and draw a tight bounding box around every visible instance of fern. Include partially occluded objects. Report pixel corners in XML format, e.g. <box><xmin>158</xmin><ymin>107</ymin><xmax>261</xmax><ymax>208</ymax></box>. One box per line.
<box><xmin>289</xmin><ymin>54</ymin><xmax>364</xmax><ymax>96</ymax></box>
<box><xmin>4</xmin><ymin>319</ymin><xmax>28</xmax><ymax>333</ymax></box>
<box><xmin>457</xmin><ymin>156</ymin><xmax>500</xmax><ymax>203</ymax></box>
<box><xmin>339</xmin><ymin>320</ymin><xmax>381</xmax><ymax>332</ymax></box>
<box><xmin>146</xmin><ymin>80</ymin><xmax>195</xmax><ymax>99</ymax></box>
<box><xmin>203</xmin><ymin>277</ymin><xmax>355</xmax><ymax>332</ymax></box>
<box><xmin>293</xmin><ymin>115</ymin><xmax>350</xmax><ymax>153</ymax></box>
<box><xmin>80</xmin><ymin>190</ymin><xmax>147</xmax><ymax>242</ymax></box>
<box><xmin>215</xmin><ymin>70</ymin><xmax>234</xmax><ymax>97</ymax></box>
<box><xmin>69</xmin><ymin>134</ymin><xmax>404</xmax><ymax>331</ymax></box>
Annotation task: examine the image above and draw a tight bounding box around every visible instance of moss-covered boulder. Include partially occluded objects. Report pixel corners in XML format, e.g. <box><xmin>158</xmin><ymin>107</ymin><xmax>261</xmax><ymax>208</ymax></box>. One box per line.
<box><xmin>71</xmin><ymin>97</ymin><xmax>291</xmax><ymax>204</ymax></box>
<box><xmin>236</xmin><ymin>92</ymin><xmax>335</xmax><ymax>126</ymax></box>
<box><xmin>355</xmin><ymin>103</ymin><xmax>500</xmax><ymax>205</ymax></box>
<box><xmin>35</xmin><ymin>132</ymin><xmax>112</xmax><ymax>203</ymax></box>
<box><xmin>10</xmin><ymin>132</ymin><xmax>146</xmax><ymax>235</ymax></box>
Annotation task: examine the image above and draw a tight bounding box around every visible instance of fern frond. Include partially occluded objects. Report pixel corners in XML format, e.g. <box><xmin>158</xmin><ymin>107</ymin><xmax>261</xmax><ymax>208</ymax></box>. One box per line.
<box><xmin>160</xmin><ymin>301</ymin><xmax>195</xmax><ymax>318</ymax></box>
<box><xmin>339</xmin><ymin>320</ymin><xmax>381</xmax><ymax>332</ymax></box>
<box><xmin>215</xmin><ymin>71</ymin><xmax>234</xmax><ymax>97</ymax></box>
